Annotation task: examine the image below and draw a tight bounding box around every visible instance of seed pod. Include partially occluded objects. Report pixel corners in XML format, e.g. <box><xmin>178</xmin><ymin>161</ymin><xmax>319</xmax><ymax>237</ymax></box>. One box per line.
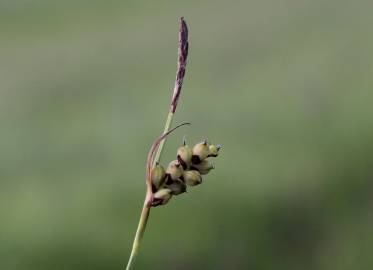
<box><xmin>208</xmin><ymin>144</ymin><xmax>221</xmax><ymax>157</ymax></box>
<box><xmin>192</xmin><ymin>141</ymin><xmax>210</xmax><ymax>164</ymax></box>
<box><xmin>152</xmin><ymin>188</ymin><xmax>172</xmax><ymax>207</ymax></box>
<box><xmin>167</xmin><ymin>179</ymin><xmax>187</xmax><ymax>195</ymax></box>
<box><xmin>151</xmin><ymin>163</ymin><xmax>166</xmax><ymax>190</ymax></box>
<box><xmin>183</xmin><ymin>170</ymin><xmax>202</xmax><ymax>186</ymax></box>
<box><xmin>166</xmin><ymin>160</ymin><xmax>184</xmax><ymax>180</ymax></box>
<box><xmin>177</xmin><ymin>144</ymin><xmax>193</xmax><ymax>169</ymax></box>
<box><xmin>191</xmin><ymin>159</ymin><xmax>214</xmax><ymax>175</ymax></box>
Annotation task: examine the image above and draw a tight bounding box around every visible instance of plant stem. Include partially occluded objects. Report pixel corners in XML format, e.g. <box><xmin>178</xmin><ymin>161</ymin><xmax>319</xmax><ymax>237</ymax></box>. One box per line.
<box><xmin>125</xmin><ymin>17</ymin><xmax>188</xmax><ymax>270</ymax></box>
<box><xmin>125</xmin><ymin>112</ymin><xmax>174</xmax><ymax>270</ymax></box>
<box><xmin>152</xmin><ymin>111</ymin><xmax>174</xmax><ymax>166</ymax></box>
<box><xmin>125</xmin><ymin>201</ymin><xmax>150</xmax><ymax>270</ymax></box>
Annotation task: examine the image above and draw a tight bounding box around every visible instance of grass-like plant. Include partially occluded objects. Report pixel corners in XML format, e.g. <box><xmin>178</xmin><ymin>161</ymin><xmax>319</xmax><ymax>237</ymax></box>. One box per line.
<box><xmin>125</xmin><ymin>17</ymin><xmax>221</xmax><ymax>270</ymax></box>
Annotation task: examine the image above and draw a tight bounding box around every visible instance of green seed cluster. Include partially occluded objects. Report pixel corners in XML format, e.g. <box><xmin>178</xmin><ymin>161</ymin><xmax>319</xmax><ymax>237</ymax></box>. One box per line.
<box><xmin>151</xmin><ymin>140</ymin><xmax>221</xmax><ymax>207</ymax></box>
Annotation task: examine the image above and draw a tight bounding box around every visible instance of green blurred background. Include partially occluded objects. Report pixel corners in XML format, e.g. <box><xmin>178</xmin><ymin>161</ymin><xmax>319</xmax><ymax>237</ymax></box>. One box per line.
<box><xmin>1</xmin><ymin>1</ymin><xmax>373</xmax><ymax>269</ymax></box>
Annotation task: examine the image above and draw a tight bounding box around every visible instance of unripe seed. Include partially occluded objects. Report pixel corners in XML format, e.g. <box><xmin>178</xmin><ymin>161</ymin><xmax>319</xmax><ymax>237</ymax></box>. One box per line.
<box><xmin>152</xmin><ymin>188</ymin><xmax>172</xmax><ymax>207</ymax></box>
<box><xmin>167</xmin><ymin>179</ymin><xmax>187</xmax><ymax>195</ymax></box>
<box><xmin>166</xmin><ymin>160</ymin><xmax>184</xmax><ymax>180</ymax></box>
<box><xmin>208</xmin><ymin>144</ymin><xmax>221</xmax><ymax>157</ymax></box>
<box><xmin>153</xmin><ymin>188</ymin><xmax>171</xmax><ymax>198</ymax></box>
<box><xmin>183</xmin><ymin>170</ymin><xmax>202</xmax><ymax>186</ymax></box>
<box><xmin>192</xmin><ymin>141</ymin><xmax>210</xmax><ymax>164</ymax></box>
<box><xmin>151</xmin><ymin>163</ymin><xmax>166</xmax><ymax>189</ymax></box>
<box><xmin>177</xmin><ymin>144</ymin><xmax>193</xmax><ymax>169</ymax></box>
<box><xmin>191</xmin><ymin>159</ymin><xmax>214</xmax><ymax>175</ymax></box>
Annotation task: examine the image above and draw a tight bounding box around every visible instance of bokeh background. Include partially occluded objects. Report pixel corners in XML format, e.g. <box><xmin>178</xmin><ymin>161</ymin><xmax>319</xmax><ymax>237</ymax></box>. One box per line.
<box><xmin>1</xmin><ymin>1</ymin><xmax>373</xmax><ymax>269</ymax></box>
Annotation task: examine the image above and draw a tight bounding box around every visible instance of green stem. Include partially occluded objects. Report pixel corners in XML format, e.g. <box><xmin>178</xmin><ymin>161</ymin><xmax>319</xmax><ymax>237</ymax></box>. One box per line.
<box><xmin>125</xmin><ymin>201</ymin><xmax>151</xmax><ymax>270</ymax></box>
<box><xmin>125</xmin><ymin>112</ymin><xmax>174</xmax><ymax>270</ymax></box>
<box><xmin>153</xmin><ymin>111</ymin><xmax>174</xmax><ymax>166</ymax></box>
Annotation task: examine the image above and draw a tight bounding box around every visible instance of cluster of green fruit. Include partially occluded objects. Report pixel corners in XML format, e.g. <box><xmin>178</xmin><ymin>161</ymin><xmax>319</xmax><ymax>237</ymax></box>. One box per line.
<box><xmin>151</xmin><ymin>140</ymin><xmax>221</xmax><ymax>206</ymax></box>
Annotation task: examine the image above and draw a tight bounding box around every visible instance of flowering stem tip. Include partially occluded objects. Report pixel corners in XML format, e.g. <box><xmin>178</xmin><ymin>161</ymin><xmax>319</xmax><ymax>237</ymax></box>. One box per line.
<box><xmin>125</xmin><ymin>18</ymin><xmax>221</xmax><ymax>270</ymax></box>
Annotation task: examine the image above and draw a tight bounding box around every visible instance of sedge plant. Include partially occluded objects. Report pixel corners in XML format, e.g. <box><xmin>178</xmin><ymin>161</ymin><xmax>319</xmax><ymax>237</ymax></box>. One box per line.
<box><xmin>125</xmin><ymin>17</ymin><xmax>221</xmax><ymax>270</ymax></box>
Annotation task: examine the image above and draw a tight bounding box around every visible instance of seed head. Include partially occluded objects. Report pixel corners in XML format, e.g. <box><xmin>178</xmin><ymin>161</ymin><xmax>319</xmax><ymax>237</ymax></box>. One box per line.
<box><xmin>151</xmin><ymin>163</ymin><xmax>166</xmax><ymax>190</ymax></box>
<box><xmin>183</xmin><ymin>170</ymin><xmax>202</xmax><ymax>186</ymax></box>
<box><xmin>208</xmin><ymin>144</ymin><xmax>221</xmax><ymax>157</ymax></box>
<box><xmin>177</xmin><ymin>144</ymin><xmax>193</xmax><ymax>169</ymax></box>
<box><xmin>167</xmin><ymin>179</ymin><xmax>187</xmax><ymax>195</ymax></box>
<box><xmin>192</xmin><ymin>141</ymin><xmax>209</xmax><ymax>164</ymax></box>
<box><xmin>152</xmin><ymin>188</ymin><xmax>172</xmax><ymax>207</ymax></box>
<box><xmin>166</xmin><ymin>160</ymin><xmax>184</xmax><ymax>180</ymax></box>
<box><xmin>148</xmin><ymin>135</ymin><xmax>220</xmax><ymax>207</ymax></box>
<box><xmin>191</xmin><ymin>159</ymin><xmax>214</xmax><ymax>175</ymax></box>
